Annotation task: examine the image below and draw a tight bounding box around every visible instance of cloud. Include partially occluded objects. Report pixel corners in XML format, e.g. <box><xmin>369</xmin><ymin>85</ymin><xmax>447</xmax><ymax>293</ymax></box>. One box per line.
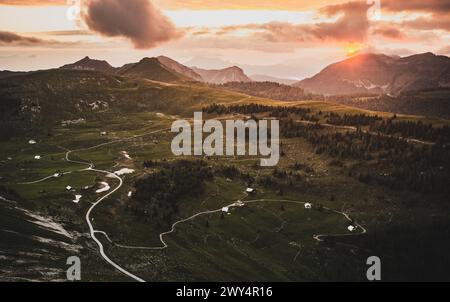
<box><xmin>0</xmin><ymin>0</ymin><xmax>333</xmax><ymax>8</ymax></box>
<box><xmin>0</xmin><ymin>31</ymin><xmax>42</xmax><ymax>44</ymax></box>
<box><xmin>402</xmin><ymin>16</ymin><xmax>450</xmax><ymax>32</ymax></box>
<box><xmin>0</xmin><ymin>31</ymin><xmax>73</xmax><ymax>47</ymax></box>
<box><xmin>382</xmin><ymin>0</ymin><xmax>450</xmax><ymax>32</ymax></box>
<box><xmin>214</xmin><ymin>1</ymin><xmax>373</xmax><ymax>44</ymax></box>
<box><xmin>82</xmin><ymin>0</ymin><xmax>184</xmax><ymax>49</ymax></box>
<box><xmin>383</xmin><ymin>0</ymin><xmax>450</xmax><ymax>15</ymax></box>
<box><xmin>314</xmin><ymin>1</ymin><xmax>372</xmax><ymax>42</ymax></box>
<box><xmin>372</xmin><ymin>24</ymin><xmax>405</xmax><ymax>40</ymax></box>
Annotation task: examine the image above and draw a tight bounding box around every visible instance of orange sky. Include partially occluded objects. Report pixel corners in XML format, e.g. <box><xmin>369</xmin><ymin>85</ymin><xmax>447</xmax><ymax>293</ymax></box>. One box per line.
<box><xmin>0</xmin><ymin>0</ymin><xmax>449</xmax><ymax>79</ymax></box>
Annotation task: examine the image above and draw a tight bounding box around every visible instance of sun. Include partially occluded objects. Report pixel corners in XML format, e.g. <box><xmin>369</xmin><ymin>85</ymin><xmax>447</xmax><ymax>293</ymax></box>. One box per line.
<box><xmin>345</xmin><ymin>43</ymin><xmax>361</xmax><ymax>57</ymax></box>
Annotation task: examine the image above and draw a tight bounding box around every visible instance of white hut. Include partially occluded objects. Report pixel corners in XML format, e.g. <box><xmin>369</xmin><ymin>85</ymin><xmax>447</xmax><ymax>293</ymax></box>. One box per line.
<box><xmin>73</xmin><ymin>195</ymin><xmax>82</xmax><ymax>204</ymax></box>
<box><xmin>246</xmin><ymin>188</ymin><xmax>256</xmax><ymax>194</ymax></box>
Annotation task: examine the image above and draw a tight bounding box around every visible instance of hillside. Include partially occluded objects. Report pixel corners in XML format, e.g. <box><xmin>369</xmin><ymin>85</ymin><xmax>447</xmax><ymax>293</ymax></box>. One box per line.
<box><xmin>157</xmin><ymin>56</ymin><xmax>203</xmax><ymax>82</ymax></box>
<box><xmin>295</xmin><ymin>53</ymin><xmax>450</xmax><ymax>96</ymax></box>
<box><xmin>0</xmin><ymin>69</ymin><xmax>262</xmax><ymax>139</ymax></box>
<box><xmin>215</xmin><ymin>81</ymin><xmax>319</xmax><ymax>101</ymax></box>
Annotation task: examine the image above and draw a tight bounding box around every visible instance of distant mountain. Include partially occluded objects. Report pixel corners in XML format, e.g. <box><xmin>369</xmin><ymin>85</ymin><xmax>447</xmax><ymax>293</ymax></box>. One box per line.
<box><xmin>157</xmin><ymin>56</ymin><xmax>203</xmax><ymax>82</ymax></box>
<box><xmin>250</xmin><ymin>74</ymin><xmax>297</xmax><ymax>85</ymax></box>
<box><xmin>295</xmin><ymin>53</ymin><xmax>450</xmax><ymax>96</ymax></box>
<box><xmin>117</xmin><ymin>57</ymin><xmax>191</xmax><ymax>82</ymax></box>
<box><xmin>59</xmin><ymin>56</ymin><xmax>251</xmax><ymax>83</ymax></box>
<box><xmin>192</xmin><ymin>66</ymin><xmax>252</xmax><ymax>84</ymax></box>
<box><xmin>60</xmin><ymin>56</ymin><xmax>116</xmax><ymax>74</ymax></box>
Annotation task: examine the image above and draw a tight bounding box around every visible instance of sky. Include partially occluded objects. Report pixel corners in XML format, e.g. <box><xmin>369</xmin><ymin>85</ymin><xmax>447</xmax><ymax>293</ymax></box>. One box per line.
<box><xmin>0</xmin><ymin>0</ymin><xmax>449</xmax><ymax>79</ymax></box>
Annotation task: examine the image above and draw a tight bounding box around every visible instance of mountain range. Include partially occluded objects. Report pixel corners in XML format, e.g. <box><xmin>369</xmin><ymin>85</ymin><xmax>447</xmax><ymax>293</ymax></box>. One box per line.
<box><xmin>295</xmin><ymin>52</ymin><xmax>450</xmax><ymax>96</ymax></box>
<box><xmin>58</xmin><ymin>56</ymin><xmax>253</xmax><ymax>84</ymax></box>
<box><xmin>6</xmin><ymin>52</ymin><xmax>450</xmax><ymax>95</ymax></box>
<box><xmin>1</xmin><ymin>52</ymin><xmax>450</xmax><ymax>119</ymax></box>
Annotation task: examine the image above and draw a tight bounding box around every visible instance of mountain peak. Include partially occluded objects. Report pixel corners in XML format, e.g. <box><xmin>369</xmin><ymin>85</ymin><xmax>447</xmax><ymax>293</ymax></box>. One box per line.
<box><xmin>60</xmin><ymin>56</ymin><xmax>115</xmax><ymax>74</ymax></box>
<box><xmin>117</xmin><ymin>56</ymin><xmax>190</xmax><ymax>83</ymax></box>
<box><xmin>139</xmin><ymin>57</ymin><xmax>159</xmax><ymax>64</ymax></box>
<box><xmin>421</xmin><ymin>52</ymin><xmax>436</xmax><ymax>57</ymax></box>
<box><xmin>227</xmin><ymin>66</ymin><xmax>244</xmax><ymax>72</ymax></box>
<box><xmin>157</xmin><ymin>55</ymin><xmax>172</xmax><ymax>61</ymax></box>
<box><xmin>192</xmin><ymin>65</ymin><xmax>251</xmax><ymax>84</ymax></box>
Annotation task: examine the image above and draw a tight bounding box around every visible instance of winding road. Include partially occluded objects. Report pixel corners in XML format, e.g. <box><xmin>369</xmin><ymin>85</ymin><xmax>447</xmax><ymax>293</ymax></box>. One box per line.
<box><xmin>95</xmin><ymin>198</ymin><xmax>367</xmax><ymax>253</ymax></box>
<box><xmin>61</xmin><ymin>129</ymin><xmax>172</xmax><ymax>282</ymax></box>
<box><xmin>18</xmin><ymin>126</ymin><xmax>368</xmax><ymax>282</ymax></box>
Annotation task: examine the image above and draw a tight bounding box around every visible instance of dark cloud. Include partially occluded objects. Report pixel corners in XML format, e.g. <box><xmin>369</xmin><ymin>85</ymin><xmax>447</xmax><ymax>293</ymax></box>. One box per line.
<box><xmin>314</xmin><ymin>1</ymin><xmax>372</xmax><ymax>42</ymax></box>
<box><xmin>82</xmin><ymin>0</ymin><xmax>184</xmax><ymax>49</ymax></box>
<box><xmin>382</xmin><ymin>0</ymin><xmax>450</xmax><ymax>32</ymax></box>
<box><xmin>383</xmin><ymin>0</ymin><xmax>450</xmax><ymax>15</ymax></box>
<box><xmin>0</xmin><ymin>31</ymin><xmax>74</xmax><ymax>47</ymax></box>
<box><xmin>0</xmin><ymin>31</ymin><xmax>43</xmax><ymax>44</ymax></box>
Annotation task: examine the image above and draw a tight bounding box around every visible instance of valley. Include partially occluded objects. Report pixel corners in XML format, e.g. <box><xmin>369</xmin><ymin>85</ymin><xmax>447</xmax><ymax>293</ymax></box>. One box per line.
<box><xmin>0</xmin><ymin>71</ymin><xmax>447</xmax><ymax>281</ymax></box>
<box><xmin>2</xmin><ymin>0</ymin><xmax>450</xmax><ymax>286</ymax></box>
<box><xmin>0</xmin><ymin>56</ymin><xmax>449</xmax><ymax>282</ymax></box>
